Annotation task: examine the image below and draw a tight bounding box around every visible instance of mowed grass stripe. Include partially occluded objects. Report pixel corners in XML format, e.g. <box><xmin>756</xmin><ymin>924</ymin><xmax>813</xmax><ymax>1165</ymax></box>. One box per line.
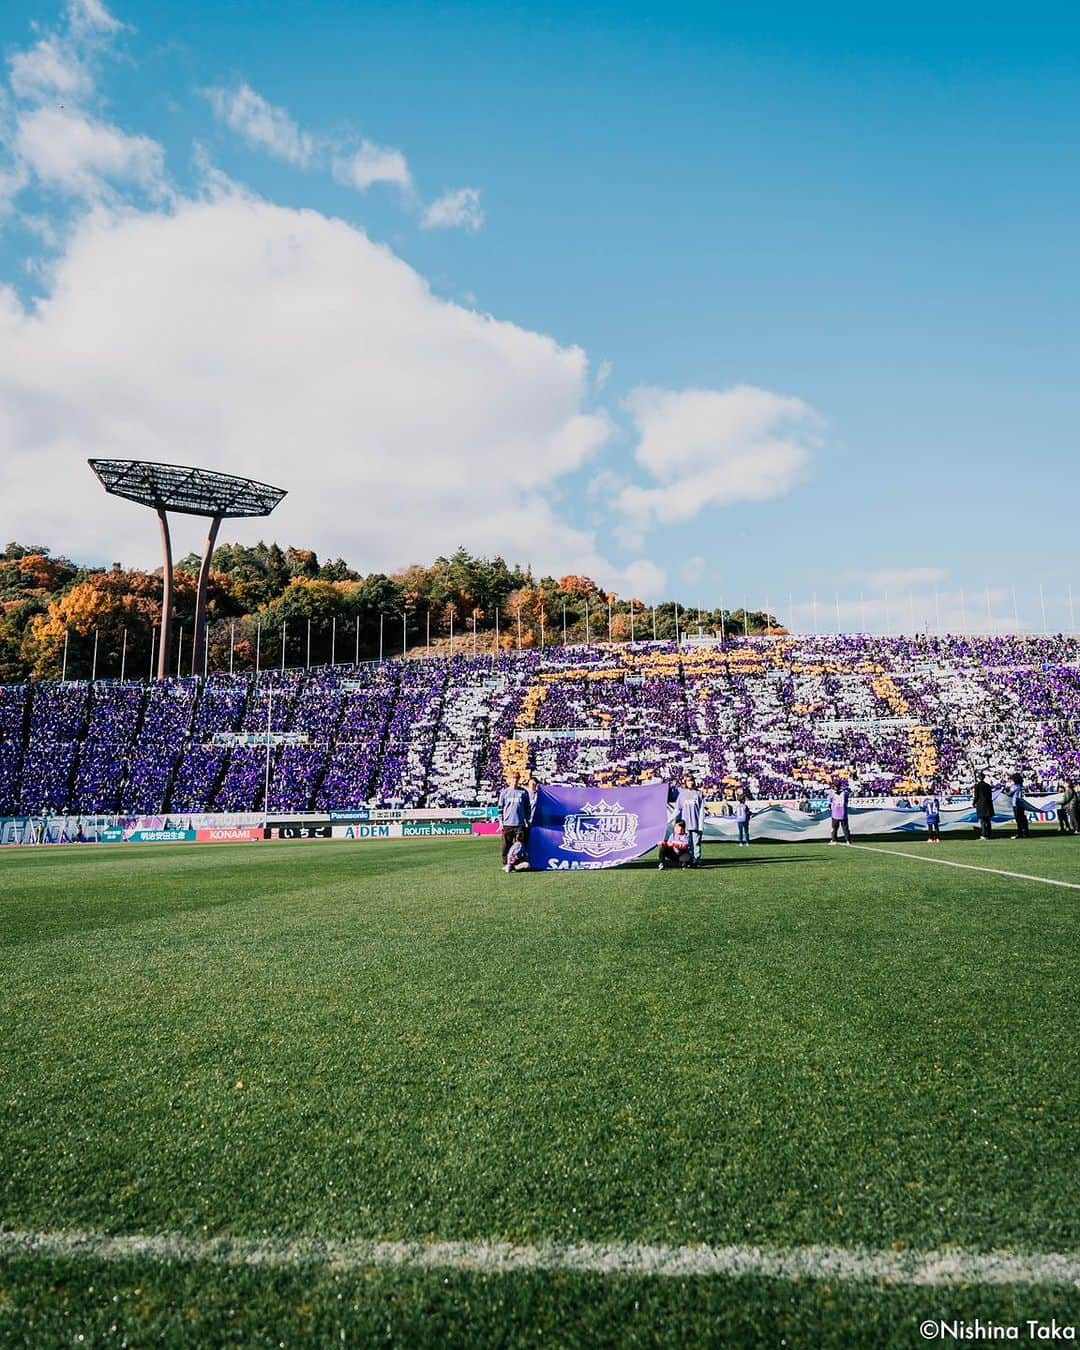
<box><xmin>3</xmin><ymin>1228</ymin><xmax>1079</xmax><ymax>1288</ymax></box>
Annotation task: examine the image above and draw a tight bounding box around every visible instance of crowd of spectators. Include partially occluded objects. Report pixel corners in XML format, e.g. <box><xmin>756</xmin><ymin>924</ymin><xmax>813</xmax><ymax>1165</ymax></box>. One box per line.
<box><xmin>1</xmin><ymin>633</ymin><xmax>1078</xmax><ymax>816</ymax></box>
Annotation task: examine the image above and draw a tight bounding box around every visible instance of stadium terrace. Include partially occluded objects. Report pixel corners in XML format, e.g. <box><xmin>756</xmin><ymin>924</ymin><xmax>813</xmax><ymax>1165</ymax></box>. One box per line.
<box><xmin>2</xmin><ymin>634</ymin><xmax>1079</xmax><ymax>820</ymax></box>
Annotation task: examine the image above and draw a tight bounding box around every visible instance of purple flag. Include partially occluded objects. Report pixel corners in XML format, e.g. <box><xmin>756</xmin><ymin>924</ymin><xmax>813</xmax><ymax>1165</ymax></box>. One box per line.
<box><xmin>527</xmin><ymin>784</ymin><xmax>670</xmax><ymax>871</ymax></box>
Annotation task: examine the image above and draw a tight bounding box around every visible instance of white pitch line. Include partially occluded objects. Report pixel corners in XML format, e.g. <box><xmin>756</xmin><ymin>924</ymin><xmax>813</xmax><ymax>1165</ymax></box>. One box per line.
<box><xmin>0</xmin><ymin>1229</ymin><xmax>1078</xmax><ymax>1288</ymax></box>
<box><xmin>849</xmin><ymin>844</ymin><xmax>1080</xmax><ymax>891</ymax></box>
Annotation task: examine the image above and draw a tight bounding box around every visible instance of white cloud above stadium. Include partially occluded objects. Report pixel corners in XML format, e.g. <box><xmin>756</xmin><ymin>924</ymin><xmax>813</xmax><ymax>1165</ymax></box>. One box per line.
<box><xmin>0</xmin><ymin>0</ymin><xmax>822</xmax><ymax>600</ymax></box>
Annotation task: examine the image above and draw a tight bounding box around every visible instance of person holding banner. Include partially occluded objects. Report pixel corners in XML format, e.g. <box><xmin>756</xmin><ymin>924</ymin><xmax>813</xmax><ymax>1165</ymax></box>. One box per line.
<box><xmin>658</xmin><ymin>820</ymin><xmax>692</xmax><ymax>869</ymax></box>
<box><xmin>674</xmin><ymin>773</ymin><xmax>706</xmax><ymax>866</ymax></box>
<box><xmin>828</xmin><ymin>781</ymin><xmax>852</xmax><ymax>845</ymax></box>
<box><xmin>505</xmin><ymin>830</ymin><xmax>531</xmax><ymax>872</ymax></box>
<box><xmin>1008</xmin><ymin>774</ymin><xmax>1030</xmax><ymax>839</ymax></box>
<box><xmin>922</xmin><ymin>789</ymin><xmax>941</xmax><ymax>844</ymax></box>
<box><xmin>1063</xmin><ymin>781</ymin><xmax>1080</xmax><ymax>835</ymax></box>
<box><xmin>973</xmin><ymin>773</ymin><xmax>994</xmax><ymax>840</ymax></box>
<box><xmin>1057</xmin><ymin>782</ymin><xmax>1075</xmax><ymax>834</ymax></box>
<box><xmin>499</xmin><ymin>772</ymin><xmax>532</xmax><ymax>867</ymax></box>
<box><xmin>734</xmin><ymin>790</ymin><xmax>751</xmax><ymax>846</ymax></box>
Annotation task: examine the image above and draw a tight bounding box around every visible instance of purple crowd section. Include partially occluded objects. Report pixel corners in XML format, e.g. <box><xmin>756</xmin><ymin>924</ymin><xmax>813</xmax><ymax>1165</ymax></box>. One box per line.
<box><xmin>1</xmin><ymin>635</ymin><xmax>1078</xmax><ymax>817</ymax></box>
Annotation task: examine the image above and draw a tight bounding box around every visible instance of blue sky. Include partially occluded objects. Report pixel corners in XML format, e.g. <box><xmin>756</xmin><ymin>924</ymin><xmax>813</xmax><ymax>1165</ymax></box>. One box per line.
<box><xmin>1</xmin><ymin>0</ymin><xmax>1078</xmax><ymax>631</ymax></box>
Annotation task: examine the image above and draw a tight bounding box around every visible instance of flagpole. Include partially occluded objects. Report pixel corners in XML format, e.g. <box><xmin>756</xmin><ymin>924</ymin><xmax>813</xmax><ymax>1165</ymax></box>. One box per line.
<box><xmin>262</xmin><ymin>685</ymin><xmax>273</xmax><ymax>831</ymax></box>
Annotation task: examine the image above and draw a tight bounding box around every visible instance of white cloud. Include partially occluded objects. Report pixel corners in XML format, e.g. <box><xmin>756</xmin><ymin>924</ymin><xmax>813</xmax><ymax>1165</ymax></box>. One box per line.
<box><xmin>332</xmin><ymin>140</ymin><xmax>412</xmax><ymax>192</ymax></box>
<box><xmin>615</xmin><ymin>384</ymin><xmax>819</xmax><ymax>529</ymax></box>
<box><xmin>864</xmin><ymin>566</ymin><xmax>948</xmax><ymax>590</ymax></box>
<box><xmin>421</xmin><ymin>186</ymin><xmax>484</xmax><ymax>232</ymax></box>
<box><xmin>616</xmin><ymin>559</ymin><xmax>667</xmax><ymax>603</ymax></box>
<box><xmin>14</xmin><ymin>105</ymin><xmax>166</xmax><ymax>200</ymax></box>
<box><xmin>9</xmin><ymin>35</ymin><xmax>94</xmax><ymax>104</ymax></box>
<box><xmin>681</xmin><ymin>555</ymin><xmax>706</xmax><ymax>585</ymax></box>
<box><xmin>66</xmin><ymin>0</ymin><xmax>123</xmax><ymax>38</ymax></box>
<box><xmin>0</xmin><ymin>191</ymin><xmax>646</xmax><ymax>589</ymax></box>
<box><xmin>785</xmin><ymin>588</ymin><xmax>1019</xmax><ymax>636</ymax></box>
<box><xmin>203</xmin><ymin>84</ymin><xmax>314</xmax><ymax>168</ymax></box>
<box><xmin>2</xmin><ymin>0</ymin><xmax>165</xmax><ymax>208</ymax></box>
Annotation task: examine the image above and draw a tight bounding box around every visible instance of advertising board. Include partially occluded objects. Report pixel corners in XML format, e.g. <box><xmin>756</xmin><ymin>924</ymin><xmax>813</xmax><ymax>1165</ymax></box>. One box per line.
<box><xmin>196</xmin><ymin>827</ymin><xmax>262</xmax><ymax>843</ymax></box>
<box><xmin>129</xmin><ymin>829</ymin><xmax>197</xmax><ymax>843</ymax></box>
<box><xmin>332</xmin><ymin>823</ymin><xmax>403</xmax><ymax>840</ymax></box>
<box><xmin>401</xmin><ymin>821</ymin><xmax>473</xmax><ymax>837</ymax></box>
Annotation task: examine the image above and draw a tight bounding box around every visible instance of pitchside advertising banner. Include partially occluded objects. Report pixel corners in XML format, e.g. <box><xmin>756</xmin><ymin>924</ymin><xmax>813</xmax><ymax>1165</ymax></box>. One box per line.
<box><xmin>703</xmin><ymin>792</ymin><xmax>1063</xmax><ymax>842</ymax></box>
<box><xmin>527</xmin><ymin>784</ymin><xmax>670</xmax><ymax>870</ymax></box>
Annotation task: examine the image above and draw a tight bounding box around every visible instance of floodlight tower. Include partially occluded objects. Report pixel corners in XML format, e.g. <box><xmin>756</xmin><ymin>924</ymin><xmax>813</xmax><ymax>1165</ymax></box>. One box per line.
<box><xmin>89</xmin><ymin>460</ymin><xmax>287</xmax><ymax>679</ymax></box>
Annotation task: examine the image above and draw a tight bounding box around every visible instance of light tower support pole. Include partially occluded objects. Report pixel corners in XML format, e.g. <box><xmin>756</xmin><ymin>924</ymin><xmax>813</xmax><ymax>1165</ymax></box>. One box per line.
<box><xmin>191</xmin><ymin>513</ymin><xmax>223</xmax><ymax>676</ymax></box>
<box><xmin>157</xmin><ymin>507</ymin><xmax>174</xmax><ymax>681</ymax></box>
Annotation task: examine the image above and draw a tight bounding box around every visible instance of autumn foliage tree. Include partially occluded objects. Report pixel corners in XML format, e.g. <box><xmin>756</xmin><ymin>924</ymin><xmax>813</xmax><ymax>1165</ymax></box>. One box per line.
<box><xmin>0</xmin><ymin>539</ymin><xmax>782</xmax><ymax>681</ymax></box>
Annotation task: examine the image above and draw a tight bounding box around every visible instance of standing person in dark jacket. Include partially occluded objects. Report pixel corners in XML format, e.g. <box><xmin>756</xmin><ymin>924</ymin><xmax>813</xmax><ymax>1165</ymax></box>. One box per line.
<box><xmin>972</xmin><ymin>773</ymin><xmax>994</xmax><ymax>840</ymax></box>
<box><xmin>1069</xmin><ymin>782</ymin><xmax>1080</xmax><ymax>835</ymax></box>
<box><xmin>498</xmin><ymin>772</ymin><xmax>532</xmax><ymax>868</ymax></box>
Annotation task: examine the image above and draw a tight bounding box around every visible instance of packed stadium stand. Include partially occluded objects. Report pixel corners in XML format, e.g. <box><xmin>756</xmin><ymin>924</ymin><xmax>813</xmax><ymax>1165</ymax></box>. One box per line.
<box><xmin>1</xmin><ymin>636</ymin><xmax>1079</xmax><ymax>817</ymax></box>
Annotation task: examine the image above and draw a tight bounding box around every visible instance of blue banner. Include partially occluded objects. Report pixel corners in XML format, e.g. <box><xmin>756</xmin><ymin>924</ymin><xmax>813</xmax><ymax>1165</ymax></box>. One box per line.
<box><xmin>527</xmin><ymin>784</ymin><xmax>670</xmax><ymax>871</ymax></box>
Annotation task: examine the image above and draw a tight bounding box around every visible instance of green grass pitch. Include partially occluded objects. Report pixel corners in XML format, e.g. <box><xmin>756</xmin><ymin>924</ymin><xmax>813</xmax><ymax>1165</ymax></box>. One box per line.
<box><xmin>1</xmin><ymin>835</ymin><xmax>1078</xmax><ymax>1346</ymax></box>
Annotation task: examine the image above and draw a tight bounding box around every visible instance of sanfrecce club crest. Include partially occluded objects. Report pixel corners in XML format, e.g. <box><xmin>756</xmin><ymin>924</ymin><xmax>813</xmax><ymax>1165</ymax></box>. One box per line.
<box><xmin>561</xmin><ymin>800</ymin><xmax>638</xmax><ymax>858</ymax></box>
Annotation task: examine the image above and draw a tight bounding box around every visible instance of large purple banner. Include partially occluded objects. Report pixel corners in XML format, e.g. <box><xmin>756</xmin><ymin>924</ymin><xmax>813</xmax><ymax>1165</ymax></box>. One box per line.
<box><xmin>527</xmin><ymin>784</ymin><xmax>670</xmax><ymax>871</ymax></box>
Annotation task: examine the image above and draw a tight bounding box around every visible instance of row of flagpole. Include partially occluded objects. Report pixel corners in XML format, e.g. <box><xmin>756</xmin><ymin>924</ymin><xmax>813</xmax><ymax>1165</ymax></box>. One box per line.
<box><xmin>52</xmin><ymin>583</ymin><xmax>1080</xmax><ymax>682</ymax></box>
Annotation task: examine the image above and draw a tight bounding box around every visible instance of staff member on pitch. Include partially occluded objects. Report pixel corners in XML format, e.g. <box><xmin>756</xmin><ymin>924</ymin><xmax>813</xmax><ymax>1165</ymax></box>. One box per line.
<box><xmin>499</xmin><ymin>771</ymin><xmax>532</xmax><ymax>868</ymax></box>
<box><xmin>973</xmin><ymin>773</ymin><xmax>994</xmax><ymax>840</ymax></box>
<box><xmin>828</xmin><ymin>779</ymin><xmax>852</xmax><ymax>845</ymax></box>
<box><xmin>674</xmin><ymin>773</ymin><xmax>706</xmax><ymax>867</ymax></box>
